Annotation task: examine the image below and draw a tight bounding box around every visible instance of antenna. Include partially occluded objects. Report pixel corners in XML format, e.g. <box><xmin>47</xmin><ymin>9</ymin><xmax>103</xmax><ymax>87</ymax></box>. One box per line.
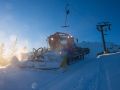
<box><xmin>62</xmin><ymin>3</ymin><xmax>70</xmax><ymax>30</ymax></box>
<box><xmin>97</xmin><ymin>21</ymin><xmax>111</xmax><ymax>54</ymax></box>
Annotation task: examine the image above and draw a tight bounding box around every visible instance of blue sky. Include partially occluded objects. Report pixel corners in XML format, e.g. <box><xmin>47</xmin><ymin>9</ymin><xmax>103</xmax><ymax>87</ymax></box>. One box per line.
<box><xmin>0</xmin><ymin>0</ymin><xmax>120</xmax><ymax>49</ymax></box>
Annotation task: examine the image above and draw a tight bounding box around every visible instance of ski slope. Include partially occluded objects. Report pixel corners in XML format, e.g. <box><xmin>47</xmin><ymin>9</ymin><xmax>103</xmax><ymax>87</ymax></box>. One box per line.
<box><xmin>0</xmin><ymin>57</ymin><xmax>99</xmax><ymax>90</ymax></box>
<box><xmin>0</xmin><ymin>43</ymin><xmax>120</xmax><ymax>90</ymax></box>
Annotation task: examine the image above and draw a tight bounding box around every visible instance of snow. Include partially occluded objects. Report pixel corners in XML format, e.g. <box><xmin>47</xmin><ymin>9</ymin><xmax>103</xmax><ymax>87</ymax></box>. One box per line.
<box><xmin>0</xmin><ymin>42</ymin><xmax>120</xmax><ymax>90</ymax></box>
<box><xmin>19</xmin><ymin>51</ymin><xmax>63</xmax><ymax>69</ymax></box>
<box><xmin>0</xmin><ymin>58</ymin><xmax>99</xmax><ymax>90</ymax></box>
<box><xmin>77</xmin><ymin>41</ymin><xmax>120</xmax><ymax>58</ymax></box>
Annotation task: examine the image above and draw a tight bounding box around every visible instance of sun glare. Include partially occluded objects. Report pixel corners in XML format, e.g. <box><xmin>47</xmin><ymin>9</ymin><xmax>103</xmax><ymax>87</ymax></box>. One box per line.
<box><xmin>0</xmin><ymin>36</ymin><xmax>29</xmax><ymax>68</ymax></box>
<box><xmin>15</xmin><ymin>46</ymin><xmax>28</xmax><ymax>61</ymax></box>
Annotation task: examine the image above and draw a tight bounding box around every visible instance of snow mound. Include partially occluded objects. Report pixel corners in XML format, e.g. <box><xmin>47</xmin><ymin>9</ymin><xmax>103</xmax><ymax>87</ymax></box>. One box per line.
<box><xmin>11</xmin><ymin>56</ymin><xmax>20</xmax><ymax>66</ymax></box>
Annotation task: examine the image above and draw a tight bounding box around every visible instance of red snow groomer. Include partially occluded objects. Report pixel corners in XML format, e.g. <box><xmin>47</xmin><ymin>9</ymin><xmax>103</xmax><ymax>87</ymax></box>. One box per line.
<box><xmin>48</xmin><ymin>32</ymin><xmax>90</xmax><ymax>64</ymax></box>
<box><xmin>19</xmin><ymin>32</ymin><xmax>90</xmax><ymax>69</ymax></box>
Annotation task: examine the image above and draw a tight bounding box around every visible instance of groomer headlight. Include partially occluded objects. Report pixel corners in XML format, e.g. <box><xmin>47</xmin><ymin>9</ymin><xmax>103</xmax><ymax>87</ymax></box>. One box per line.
<box><xmin>51</xmin><ymin>37</ymin><xmax>54</xmax><ymax>41</ymax></box>
<box><xmin>67</xmin><ymin>36</ymin><xmax>70</xmax><ymax>39</ymax></box>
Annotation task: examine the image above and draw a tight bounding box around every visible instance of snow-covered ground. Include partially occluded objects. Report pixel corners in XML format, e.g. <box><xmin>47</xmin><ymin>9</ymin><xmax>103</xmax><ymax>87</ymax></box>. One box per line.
<box><xmin>0</xmin><ymin>42</ymin><xmax>120</xmax><ymax>90</ymax></box>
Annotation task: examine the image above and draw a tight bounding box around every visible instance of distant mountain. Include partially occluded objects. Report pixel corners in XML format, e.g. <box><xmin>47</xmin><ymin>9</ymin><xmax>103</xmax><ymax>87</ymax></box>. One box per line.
<box><xmin>76</xmin><ymin>41</ymin><xmax>120</xmax><ymax>58</ymax></box>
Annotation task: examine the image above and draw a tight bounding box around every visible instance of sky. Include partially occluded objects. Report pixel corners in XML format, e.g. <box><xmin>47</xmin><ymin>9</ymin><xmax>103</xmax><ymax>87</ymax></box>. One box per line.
<box><xmin>0</xmin><ymin>0</ymin><xmax>120</xmax><ymax>50</ymax></box>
